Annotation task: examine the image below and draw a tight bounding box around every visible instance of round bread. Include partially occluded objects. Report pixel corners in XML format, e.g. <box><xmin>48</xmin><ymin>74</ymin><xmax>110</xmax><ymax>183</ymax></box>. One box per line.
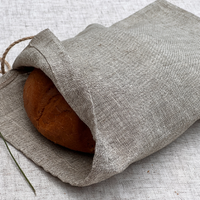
<box><xmin>23</xmin><ymin>68</ymin><xmax>95</xmax><ymax>154</ymax></box>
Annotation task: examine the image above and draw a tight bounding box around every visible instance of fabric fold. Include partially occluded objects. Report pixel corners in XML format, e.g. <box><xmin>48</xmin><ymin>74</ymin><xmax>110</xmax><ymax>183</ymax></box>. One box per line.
<box><xmin>1</xmin><ymin>0</ymin><xmax>200</xmax><ymax>186</ymax></box>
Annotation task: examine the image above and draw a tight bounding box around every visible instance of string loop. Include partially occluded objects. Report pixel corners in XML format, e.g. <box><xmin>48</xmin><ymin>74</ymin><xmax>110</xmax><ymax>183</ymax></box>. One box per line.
<box><xmin>0</xmin><ymin>36</ymin><xmax>35</xmax><ymax>74</ymax></box>
<box><xmin>0</xmin><ymin>35</ymin><xmax>36</xmax><ymax>194</ymax></box>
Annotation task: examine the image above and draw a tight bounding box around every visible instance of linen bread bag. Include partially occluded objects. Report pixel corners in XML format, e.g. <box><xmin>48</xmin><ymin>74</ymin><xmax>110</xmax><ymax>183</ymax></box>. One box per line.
<box><xmin>0</xmin><ymin>0</ymin><xmax>200</xmax><ymax>186</ymax></box>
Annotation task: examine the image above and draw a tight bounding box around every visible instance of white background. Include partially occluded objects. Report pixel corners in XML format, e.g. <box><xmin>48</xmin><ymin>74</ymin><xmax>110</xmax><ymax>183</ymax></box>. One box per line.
<box><xmin>0</xmin><ymin>0</ymin><xmax>200</xmax><ymax>199</ymax></box>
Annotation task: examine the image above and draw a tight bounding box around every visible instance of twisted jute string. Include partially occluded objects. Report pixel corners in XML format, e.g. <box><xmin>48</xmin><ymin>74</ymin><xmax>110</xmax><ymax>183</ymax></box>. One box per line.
<box><xmin>0</xmin><ymin>35</ymin><xmax>35</xmax><ymax>74</ymax></box>
<box><xmin>0</xmin><ymin>35</ymin><xmax>36</xmax><ymax>195</ymax></box>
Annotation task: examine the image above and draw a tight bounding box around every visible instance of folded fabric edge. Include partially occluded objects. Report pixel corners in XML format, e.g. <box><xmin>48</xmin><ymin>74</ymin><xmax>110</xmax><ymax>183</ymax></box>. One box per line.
<box><xmin>6</xmin><ymin>0</ymin><xmax>200</xmax><ymax>187</ymax></box>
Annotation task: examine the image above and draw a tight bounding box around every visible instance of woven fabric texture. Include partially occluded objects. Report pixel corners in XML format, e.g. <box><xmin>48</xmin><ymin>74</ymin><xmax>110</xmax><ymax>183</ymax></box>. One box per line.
<box><xmin>1</xmin><ymin>0</ymin><xmax>200</xmax><ymax>199</ymax></box>
<box><xmin>0</xmin><ymin>0</ymin><xmax>199</xmax><ymax>186</ymax></box>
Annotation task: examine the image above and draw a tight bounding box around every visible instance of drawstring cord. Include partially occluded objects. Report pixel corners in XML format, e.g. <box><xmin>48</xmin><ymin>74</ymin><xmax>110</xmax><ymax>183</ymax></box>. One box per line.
<box><xmin>0</xmin><ymin>36</ymin><xmax>34</xmax><ymax>74</ymax></box>
<box><xmin>0</xmin><ymin>35</ymin><xmax>36</xmax><ymax>195</ymax></box>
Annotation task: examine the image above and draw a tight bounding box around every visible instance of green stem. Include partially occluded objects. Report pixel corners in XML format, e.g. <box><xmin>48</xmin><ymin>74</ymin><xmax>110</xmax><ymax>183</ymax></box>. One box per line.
<box><xmin>0</xmin><ymin>132</ymin><xmax>36</xmax><ymax>195</ymax></box>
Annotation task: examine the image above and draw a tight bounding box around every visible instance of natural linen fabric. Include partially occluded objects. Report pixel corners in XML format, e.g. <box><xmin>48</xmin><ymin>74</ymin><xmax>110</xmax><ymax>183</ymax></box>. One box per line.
<box><xmin>0</xmin><ymin>0</ymin><xmax>200</xmax><ymax>186</ymax></box>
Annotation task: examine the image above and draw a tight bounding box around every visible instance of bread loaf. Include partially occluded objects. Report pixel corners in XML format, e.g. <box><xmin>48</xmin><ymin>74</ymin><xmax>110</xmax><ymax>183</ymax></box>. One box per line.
<box><xmin>23</xmin><ymin>68</ymin><xmax>95</xmax><ymax>154</ymax></box>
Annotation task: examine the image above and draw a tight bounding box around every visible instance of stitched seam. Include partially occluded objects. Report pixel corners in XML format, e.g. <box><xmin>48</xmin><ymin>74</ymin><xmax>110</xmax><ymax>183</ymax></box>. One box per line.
<box><xmin>28</xmin><ymin>45</ymin><xmax>57</xmax><ymax>85</ymax></box>
<box><xmin>0</xmin><ymin>72</ymin><xmax>18</xmax><ymax>90</ymax></box>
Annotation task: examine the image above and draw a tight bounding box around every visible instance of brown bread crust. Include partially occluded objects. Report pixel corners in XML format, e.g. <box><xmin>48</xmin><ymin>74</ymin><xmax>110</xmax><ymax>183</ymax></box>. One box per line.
<box><xmin>23</xmin><ymin>68</ymin><xmax>95</xmax><ymax>154</ymax></box>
